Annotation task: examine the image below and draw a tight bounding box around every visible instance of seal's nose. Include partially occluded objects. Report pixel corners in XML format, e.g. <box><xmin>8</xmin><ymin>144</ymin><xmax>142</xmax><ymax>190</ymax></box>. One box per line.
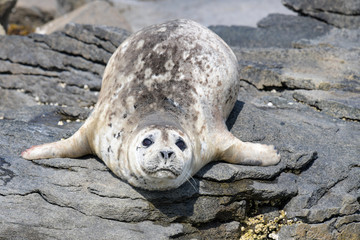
<box><xmin>160</xmin><ymin>150</ymin><xmax>174</xmax><ymax>160</ymax></box>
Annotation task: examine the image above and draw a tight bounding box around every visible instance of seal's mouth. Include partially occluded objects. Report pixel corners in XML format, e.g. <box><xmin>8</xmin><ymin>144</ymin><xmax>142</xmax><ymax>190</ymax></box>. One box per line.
<box><xmin>144</xmin><ymin>168</ymin><xmax>180</xmax><ymax>179</ymax></box>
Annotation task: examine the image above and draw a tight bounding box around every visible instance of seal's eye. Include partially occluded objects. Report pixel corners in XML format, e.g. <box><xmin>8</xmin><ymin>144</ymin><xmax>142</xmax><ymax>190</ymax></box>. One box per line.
<box><xmin>142</xmin><ymin>138</ymin><xmax>153</xmax><ymax>147</ymax></box>
<box><xmin>175</xmin><ymin>139</ymin><xmax>187</xmax><ymax>151</ymax></box>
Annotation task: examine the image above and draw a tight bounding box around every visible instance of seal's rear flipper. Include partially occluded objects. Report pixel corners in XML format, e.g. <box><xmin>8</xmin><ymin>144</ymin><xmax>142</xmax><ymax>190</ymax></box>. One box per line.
<box><xmin>214</xmin><ymin>125</ymin><xmax>280</xmax><ymax>166</ymax></box>
<box><xmin>220</xmin><ymin>141</ymin><xmax>280</xmax><ymax>166</ymax></box>
<box><xmin>21</xmin><ymin>128</ymin><xmax>91</xmax><ymax>160</ymax></box>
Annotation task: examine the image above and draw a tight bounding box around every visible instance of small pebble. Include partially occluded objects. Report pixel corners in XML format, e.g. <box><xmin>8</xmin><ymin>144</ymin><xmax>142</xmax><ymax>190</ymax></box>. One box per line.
<box><xmin>269</xmin><ymin>232</ymin><xmax>278</xmax><ymax>240</ymax></box>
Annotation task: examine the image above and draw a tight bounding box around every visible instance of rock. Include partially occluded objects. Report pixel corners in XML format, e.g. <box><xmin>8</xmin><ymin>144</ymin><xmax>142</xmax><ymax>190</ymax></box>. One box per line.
<box><xmin>282</xmin><ymin>0</ymin><xmax>360</xmax><ymax>29</ymax></box>
<box><xmin>0</xmin><ymin>190</ymin><xmax>183</xmax><ymax>239</ymax></box>
<box><xmin>16</xmin><ymin>0</ymin><xmax>57</xmax><ymax>13</ymax></box>
<box><xmin>234</xmin><ymin>45</ymin><xmax>360</xmax><ymax>91</ymax></box>
<box><xmin>112</xmin><ymin>0</ymin><xmax>295</xmax><ymax>32</ymax></box>
<box><xmin>0</xmin><ymin>24</ymin><xmax>5</xmax><ymax>35</ymax></box>
<box><xmin>294</xmin><ymin>27</ymin><xmax>360</xmax><ymax>49</ymax></box>
<box><xmin>293</xmin><ymin>90</ymin><xmax>360</xmax><ymax>121</ymax></box>
<box><xmin>0</xmin><ymin>23</ymin><xmax>130</xmax><ymax>108</ymax></box>
<box><xmin>36</xmin><ymin>1</ymin><xmax>132</xmax><ymax>34</ymax></box>
<box><xmin>0</xmin><ymin>88</ymin><xmax>37</xmax><ymax>112</ymax></box>
<box><xmin>0</xmin><ymin>0</ymin><xmax>17</xmax><ymax>32</ymax></box>
<box><xmin>209</xmin><ymin>14</ymin><xmax>333</xmax><ymax>48</ymax></box>
<box><xmin>56</xmin><ymin>0</ymin><xmax>95</xmax><ymax>16</ymax></box>
<box><xmin>0</xmin><ymin>21</ymin><xmax>359</xmax><ymax>239</ymax></box>
<box><xmin>8</xmin><ymin>0</ymin><xmax>56</xmax><ymax>30</ymax></box>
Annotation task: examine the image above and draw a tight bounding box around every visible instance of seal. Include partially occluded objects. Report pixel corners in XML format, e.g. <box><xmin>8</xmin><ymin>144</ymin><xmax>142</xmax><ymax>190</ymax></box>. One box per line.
<box><xmin>22</xmin><ymin>19</ymin><xmax>280</xmax><ymax>190</ymax></box>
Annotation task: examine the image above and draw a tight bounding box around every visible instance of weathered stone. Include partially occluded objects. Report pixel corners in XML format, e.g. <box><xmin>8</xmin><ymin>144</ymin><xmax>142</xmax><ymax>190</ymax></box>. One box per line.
<box><xmin>0</xmin><ymin>0</ymin><xmax>17</xmax><ymax>31</ymax></box>
<box><xmin>282</xmin><ymin>0</ymin><xmax>360</xmax><ymax>29</ymax></box>
<box><xmin>56</xmin><ymin>0</ymin><xmax>93</xmax><ymax>16</ymax></box>
<box><xmin>0</xmin><ymin>192</ymin><xmax>183</xmax><ymax>240</ymax></box>
<box><xmin>234</xmin><ymin>46</ymin><xmax>360</xmax><ymax>91</ymax></box>
<box><xmin>294</xmin><ymin>27</ymin><xmax>360</xmax><ymax>49</ymax></box>
<box><xmin>278</xmin><ymin>222</ymin><xmax>334</xmax><ymax>240</ymax></box>
<box><xmin>0</xmin><ymin>88</ymin><xmax>37</xmax><ymax>112</ymax></box>
<box><xmin>0</xmin><ymin>23</ymin><xmax>5</xmax><ymax>35</ymax></box>
<box><xmin>293</xmin><ymin>90</ymin><xmax>360</xmax><ymax>120</ymax></box>
<box><xmin>0</xmin><ymin>22</ymin><xmax>359</xmax><ymax>239</ymax></box>
<box><xmin>9</xmin><ymin>0</ymin><xmax>55</xmax><ymax>29</ymax></box>
<box><xmin>209</xmin><ymin>14</ymin><xmax>332</xmax><ymax>48</ymax></box>
<box><xmin>36</xmin><ymin>1</ymin><xmax>132</xmax><ymax>34</ymax></box>
<box><xmin>62</xmin><ymin>23</ymin><xmax>130</xmax><ymax>53</ymax></box>
<box><xmin>0</xmin><ymin>23</ymin><xmax>130</xmax><ymax>108</ymax></box>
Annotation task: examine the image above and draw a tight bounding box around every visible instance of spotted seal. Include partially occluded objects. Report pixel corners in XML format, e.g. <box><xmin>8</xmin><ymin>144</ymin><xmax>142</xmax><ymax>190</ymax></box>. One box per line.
<box><xmin>22</xmin><ymin>19</ymin><xmax>280</xmax><ymax>190</ymax></box>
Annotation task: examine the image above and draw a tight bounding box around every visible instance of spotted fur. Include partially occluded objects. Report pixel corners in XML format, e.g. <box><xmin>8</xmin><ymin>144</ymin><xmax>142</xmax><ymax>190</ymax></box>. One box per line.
<box><xmin>22</xmin><ymin>19</ymin><xmax>280</xmax><ymax>190</ymax></box>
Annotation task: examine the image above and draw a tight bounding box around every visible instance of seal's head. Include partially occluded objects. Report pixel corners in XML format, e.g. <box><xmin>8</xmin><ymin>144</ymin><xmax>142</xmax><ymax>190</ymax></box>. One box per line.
<box><xmin>126</xmin><ymin>115</ymin><xmax>194</xmax><ymax>190</ymax></box>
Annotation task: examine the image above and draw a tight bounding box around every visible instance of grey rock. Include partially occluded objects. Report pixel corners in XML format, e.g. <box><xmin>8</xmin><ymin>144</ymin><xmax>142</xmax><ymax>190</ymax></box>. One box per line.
<box><xmin>0</xmin><ymin>23</ymin><xmax>130</xmax><ymax>108</ymax></box>
<box><xmin>0</xmin><ymin>0</ymin><xmax>17</xmax><ymax>32</ymax></box>
<box><xmin>0</xmin><ymin>24</ymin><xmax>4</xmax><ymax>35</ymax></box>
<box><xmin>234</xmin><ymin>46</ymin><xmax>360</xmax><ymax>91</ymax></box>
<box><xmin>9</xmin><ymin>2</ymin><xmax>55</xmax><ymax>29</ymax></box>
<box><xmin>209</xmin><ymin>14</ymin><xmax>332</xmax><ymax>48</ymax></box>
<box><xmin>0</xmin><ymin>192</ymin><xmax>183</xmax><ymax>240</ymax></box>
<box><xmin>56</xmin><ymin>0</ymin><xmax>96</xmax><ymax>16</ymax></box>
<box><xmin>38</xmin><ymin>1</ymin><xmax>132</xmax><ymax>34</ymax></box>
<box><xmin>294</xmin><ymin>27</ymin><xmax>360</xmax><ymax>49</ymax></box>
<box><xmin>282</xmin><ymin>0</ymin><xmax>360</xmax><ymax>29</ymax></box>
<box><xmin>277</xmin><ymin>224</ymin><xmax>297</xmax><ymax>240</ymax></box>
<box><xmin>63</xmin><ymin>23</ymin><xmax>130</xmax><ymax>53</ymax></box>
<box><xmin>0</xmin><ymin>88</ymin><xmax>37</xmax><ymax>112</ymax></box>
<box><xmin>0</xmin><ymin>22</ymin><xmax>359</xmax><ymax>239</ymax></box>
<box><xmin>293</xmin><ymin>90</ymin><xmax>360</xmax><ymax>120</ymax></box>
<box><xmin>283</xmin><ymin>0</ymin><xmax>360</xmax><ymax>15</ymax></box>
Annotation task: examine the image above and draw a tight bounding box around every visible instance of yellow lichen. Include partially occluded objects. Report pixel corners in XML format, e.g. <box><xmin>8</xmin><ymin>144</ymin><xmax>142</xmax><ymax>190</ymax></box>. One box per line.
<box><xmin>7</xmin><ymin>24</ymin><xmax>34</xmax><ymax>35</ymax></box>
<box><xmin>239</xmin><ymin>210</ymin><xmax>302</xmax><ymax>240</ymax></box>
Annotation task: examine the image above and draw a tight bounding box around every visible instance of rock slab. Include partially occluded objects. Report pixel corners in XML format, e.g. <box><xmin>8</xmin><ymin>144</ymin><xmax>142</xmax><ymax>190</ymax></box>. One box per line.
<box><xmin>282</xmin><ymin>0</ymin><xmax>360</xmax><ymax>29</ymax></box>
<box><xmin>0</xmin><ymin>18</ymin><xmax>359</xmax><ymax>239</ymax></box>
<box><xmin>0</xmin><ymin>0</ymin><xmax>17</xmax><ymax>32</ymax></box>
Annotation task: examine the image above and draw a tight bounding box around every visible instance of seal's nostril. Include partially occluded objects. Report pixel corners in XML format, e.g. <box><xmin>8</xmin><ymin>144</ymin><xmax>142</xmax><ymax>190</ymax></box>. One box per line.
<box><xmin>160</xmin><ymin>151</ymin><xmax>174</xmax><ymax>160</ymax></box>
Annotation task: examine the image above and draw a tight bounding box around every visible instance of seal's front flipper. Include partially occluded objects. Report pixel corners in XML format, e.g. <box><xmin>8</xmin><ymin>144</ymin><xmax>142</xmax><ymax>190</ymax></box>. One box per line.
<box><xmin>21</xmin><ymin>128</ymin><xmax>91</xmax><ymax>160</ymax></box>
<box><xmin>214</xmin><ymin>128</ymin><xmax>280</xmax><ymax>166</ymax></box>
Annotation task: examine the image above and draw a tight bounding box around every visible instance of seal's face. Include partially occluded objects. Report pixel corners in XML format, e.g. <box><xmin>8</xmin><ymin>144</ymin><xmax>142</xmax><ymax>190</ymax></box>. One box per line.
<box><xmin>127</xmin><ymin>125</ymin><xmax>193</xmax><ymax>190</ymax></box>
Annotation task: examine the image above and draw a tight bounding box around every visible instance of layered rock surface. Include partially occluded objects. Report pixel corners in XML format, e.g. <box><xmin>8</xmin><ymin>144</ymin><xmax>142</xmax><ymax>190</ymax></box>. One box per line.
<box><xmin>282</xmin><ymin>0</ymin><xmax>360</xmax><ymax>29</ymax></box>
<box><xmin>0</xmin><ymin>14</ymin><xmax>359</xmax><ymax>240</ymax></box>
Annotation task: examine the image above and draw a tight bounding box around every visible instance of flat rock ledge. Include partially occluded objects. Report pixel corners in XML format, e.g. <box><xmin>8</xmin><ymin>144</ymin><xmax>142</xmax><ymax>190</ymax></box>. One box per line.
<box><xmin>1</xmin><ymin>16</ymin><xmax>359</xmax><ymax>240</ymax></box>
